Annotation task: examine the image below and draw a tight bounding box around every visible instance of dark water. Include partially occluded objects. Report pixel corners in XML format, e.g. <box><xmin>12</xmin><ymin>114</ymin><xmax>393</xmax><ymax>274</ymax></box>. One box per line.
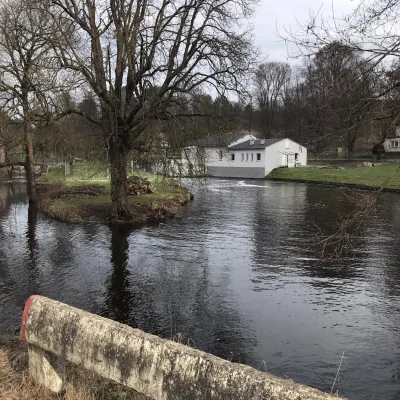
<box><xmin>1</xmin><ymin>180</ymin><xmax>400</xmax><ymax>399</ymax></box>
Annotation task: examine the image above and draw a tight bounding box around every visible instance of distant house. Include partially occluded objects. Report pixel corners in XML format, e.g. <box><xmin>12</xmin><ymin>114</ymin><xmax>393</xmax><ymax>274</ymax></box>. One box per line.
<box><xmin>383</xmin><ymin>127</ymin><xmax>400</xmax><ymax>155</ymax></box>
<box><xmin>207</xmin><ymin>138</ymin><xmax>307</xmax><ymax>178</ymax></box>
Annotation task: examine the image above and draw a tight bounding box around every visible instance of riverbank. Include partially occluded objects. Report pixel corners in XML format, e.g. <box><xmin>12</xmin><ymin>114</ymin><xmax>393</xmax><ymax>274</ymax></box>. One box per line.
<box><xmin>38</xmin><ymin>169</ymin><xmax>192</xmax><ymax>224</ymax></box>
<box><xmin>268</xmin><ymin>164</ymin><xmax>400</xmax><ymax>192</ymax></box>
<box><xmin>0</xmin><ymin>336</ymin><xmax>145</xmax><ymax>399</ymax></box>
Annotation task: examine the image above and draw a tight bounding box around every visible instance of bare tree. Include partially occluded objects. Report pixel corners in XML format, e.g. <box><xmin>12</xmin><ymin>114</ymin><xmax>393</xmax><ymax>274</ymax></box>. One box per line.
<box><xmin>0</xmin><ymin>0</ymin><xmax>72</xmax><ymax>202</ymax></box>
<box><xmin>301</xmin><ymin>43</ymin><xmax>376</xmax><ymax>159</ymax></box>
<box><xmin>254</xmin><ymin>62</ymin><xmax>291</xmax><ymax>138</ymax></box>
<box><xmin>283</xmin><ymin>0</ymin><xmax>400</xmax><ymax>124</ymax></box>
<box><xmin>48</xmin><ymin>0</ymin><xmax>257</xmax><ymax>219</ymax></box>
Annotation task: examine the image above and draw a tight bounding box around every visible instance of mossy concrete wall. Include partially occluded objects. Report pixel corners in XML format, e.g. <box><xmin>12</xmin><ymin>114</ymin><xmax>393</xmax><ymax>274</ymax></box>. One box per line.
<box><xmin>23</xmin><ymin>296</ymin><xmax>344</xmax><ymax>400</ymax></box>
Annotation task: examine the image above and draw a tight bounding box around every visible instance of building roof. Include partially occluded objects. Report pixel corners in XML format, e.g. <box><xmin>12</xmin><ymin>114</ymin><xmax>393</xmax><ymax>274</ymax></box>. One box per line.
<box><xmin>229</xmin><ymin>138</ymin><xmax>282</xmax><ymax>150</ymax></box>
<box><xmin>190</xmin><ymin>132</ymin><xmax>253</xmax><ymax>148</ymax></box>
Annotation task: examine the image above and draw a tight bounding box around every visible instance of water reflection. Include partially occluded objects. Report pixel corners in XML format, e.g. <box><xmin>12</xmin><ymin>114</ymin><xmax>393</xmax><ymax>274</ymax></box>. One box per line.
<box><xmin>0</xmin><ymin>182</ymin><xmax>26</xmax><ymax>217</ymax></box>
<box><xmin>103</xmin><ymin>224</ymin><xmax>133</xmax><ymax>324</ymax></box>
<box><xmin>102</xmin><ymin>225</ymin><xmax>160</xmax><ymax>334</ymax></box>
<box><xmin>26</xmin><ymin>203</ymin><xmax>38</xmax><ymax>264</ymax></box>
<box><xmin>24</xmin><ymin>203</ymin><xmax>40</xmax><ymax>297</ymax></box>
<box><xmin>2</xmin><ymin>180</ymin><xmax>400</xmax><ymax>399</ymax></box>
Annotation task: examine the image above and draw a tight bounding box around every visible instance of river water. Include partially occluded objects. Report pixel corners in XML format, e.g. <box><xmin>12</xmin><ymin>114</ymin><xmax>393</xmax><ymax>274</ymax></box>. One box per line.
<box><xmin>1</xmin><ymin>179</ymin><xmax>400</xmax><ymax>399</ymax></box>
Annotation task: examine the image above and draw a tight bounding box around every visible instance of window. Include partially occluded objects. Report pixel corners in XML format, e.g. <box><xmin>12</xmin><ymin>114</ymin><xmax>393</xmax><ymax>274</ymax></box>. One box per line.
<box><xmin>256</xmin><ymin>153</ymin><xmax>261</xmax><ymax>161</ymax></box>
<box><xmin>251</xmin><ymin>153</ymin><xmax>254</xmax><ymax>162</ymax></box>
<box><xmin>246</xmin><ymin>153</ymin><xmax>249</xmax><ymax>161</ymax></box>
<box><xmin>392</xmin><ymin>141</ymin><xmax>399</xmax><ymax>148</ymax></box>
<box><xmin>219</xmin><ymin>150</ymin><xmax>223</xmax><ymax>160</ymax></box>
<box><xmin>295</xmin><ymin>153</ymin><xmax>298</xmax><ymax>160</ymax></box>
<box><xmin>231</xmin><ymin>153</ymin><xmax>235</xmax><ymax>161</ymax></box>
<box><xmin>241</xmin><ymin>153</ymin><xmax>244</xmax><ymax>161</ymax></box>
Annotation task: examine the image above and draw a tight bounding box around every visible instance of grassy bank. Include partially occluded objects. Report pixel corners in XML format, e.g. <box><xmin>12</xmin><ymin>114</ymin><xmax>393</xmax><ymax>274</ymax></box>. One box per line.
<box><xmin>268</xmin><ymin>164</ymin><xmax>400</xmax><ymax>190</ymax></box>
<box><xmin>38</xmin><ymin>166</ymin><xmax>192</xmax><ymax>224</ymax></box>
<box><xmin>0</xmin><ymin>336</ymin><xmax>146</xmax><ymax>399</ymax></box>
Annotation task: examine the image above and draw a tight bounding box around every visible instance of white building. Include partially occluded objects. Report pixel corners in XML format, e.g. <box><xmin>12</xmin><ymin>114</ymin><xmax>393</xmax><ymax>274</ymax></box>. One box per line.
<box><xmin>168</xmin><ymin>135</ymin><xmax>307</xmax><ymax>179</ymax></box>
<box><xmin>206</xmin><ymin>138</ymin><xmax>307</xmax><ymax>178</ymax></box>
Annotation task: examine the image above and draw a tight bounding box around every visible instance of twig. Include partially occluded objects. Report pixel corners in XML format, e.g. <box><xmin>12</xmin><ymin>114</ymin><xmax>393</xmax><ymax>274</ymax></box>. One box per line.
<box><xmin>331</xmin><ymin>352</ymin><xmax>345</xmax><ymax>394</ymax></box>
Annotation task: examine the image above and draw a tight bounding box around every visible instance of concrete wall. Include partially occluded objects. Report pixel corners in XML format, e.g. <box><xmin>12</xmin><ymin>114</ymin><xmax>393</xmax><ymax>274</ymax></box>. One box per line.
<box><xmin>207</xmin><ymin>166</ymin><xmax>266</xmax><ymax>178</ymax></box>
<box><xmin>22</xmin><ymin>296</ymin><xmax>343</xmax><ymax>400</ymax></box>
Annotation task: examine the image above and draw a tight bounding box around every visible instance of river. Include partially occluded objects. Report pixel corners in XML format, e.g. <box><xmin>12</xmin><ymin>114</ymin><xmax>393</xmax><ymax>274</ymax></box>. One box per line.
<box><xmin>1</xmin><ymin>179</ymin><xmax>400</xmax><ymax>399</ymax></box>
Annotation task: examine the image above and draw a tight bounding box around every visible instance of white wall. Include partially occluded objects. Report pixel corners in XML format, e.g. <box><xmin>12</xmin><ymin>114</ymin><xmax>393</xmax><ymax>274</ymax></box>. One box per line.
<box><xmin>264</xmin><ymin>139</ymin><xmax>307</xmax><ymax>175</ymax></box>
<box><xmin>205</xmin><ymin>147</ymin><xmax>266</xmax><ymax>168</ymax></box>
<box><xmin>177</xmin><ymin>134</ymin><xmax>257</xmax><ymax>171</ymax></box>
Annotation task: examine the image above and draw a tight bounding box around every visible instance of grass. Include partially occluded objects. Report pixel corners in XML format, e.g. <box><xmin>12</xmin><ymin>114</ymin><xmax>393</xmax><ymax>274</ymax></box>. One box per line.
<box><xmin>0</xmin><ymin>336</ymin><xmax>146</xmax><ymax>400</ymax></box>
<box><xmin>268</xmin><ymin>164</ymin><xmax>400</xmax><ymax>190</ymax></box>
<box><xmin>38</xmin><ymin>165</ymin><xmax>191</xmax><ymax>223</ymax></box>
<box><xmin>43</xmin><ymin>166</ymin><xmax>65</xmax><ymax>183</ymax></box>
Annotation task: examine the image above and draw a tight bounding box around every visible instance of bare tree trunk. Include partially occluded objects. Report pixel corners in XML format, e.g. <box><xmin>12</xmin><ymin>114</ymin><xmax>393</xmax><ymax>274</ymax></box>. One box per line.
<box><xmin>24</xmin><ymin>119</ymin><xmax>38</xmax><ymax>203</ymax></box>
<box><xmin>347</xmin><ymin>133</ymin><xmax>357</xmax><ymax>161</ymax></box>
<box><xmin>109</xmin><ymin>137</ymin><xmax>129</xmax><ymax>219</ymax></box>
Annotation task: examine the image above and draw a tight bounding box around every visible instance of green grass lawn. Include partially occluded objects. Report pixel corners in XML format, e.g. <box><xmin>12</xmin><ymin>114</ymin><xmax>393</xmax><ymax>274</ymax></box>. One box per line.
<box><xmin>268</xmin><ymin>164</ymin><xmax>400</xmax><ymax>190</ymax></box>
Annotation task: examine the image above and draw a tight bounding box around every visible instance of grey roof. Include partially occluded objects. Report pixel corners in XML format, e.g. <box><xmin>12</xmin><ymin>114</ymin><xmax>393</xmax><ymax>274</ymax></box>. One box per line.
<box><xmin>190</xmin><ymin>132</ymin><xmax>252</xmax><ymax>148</ymax></box>
<box><xmin>229</xmin><ymin>138</ymin><xmax>282</xmax><ymax>150</ymax></box>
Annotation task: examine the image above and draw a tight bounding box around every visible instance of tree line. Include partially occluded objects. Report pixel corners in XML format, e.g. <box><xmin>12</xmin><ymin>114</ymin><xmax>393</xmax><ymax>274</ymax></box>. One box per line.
<box><xmin>249</xmin><ymin>42</ymin><xmax>400</xmax><ymax>161</ymax></box>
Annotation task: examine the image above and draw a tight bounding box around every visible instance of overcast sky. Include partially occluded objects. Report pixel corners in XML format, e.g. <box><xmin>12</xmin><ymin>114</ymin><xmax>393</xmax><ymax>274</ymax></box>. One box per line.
<box><xmin>251</xmin><ymin>0</ymin><xmax>357</xmax><ymax>63</ymax></box>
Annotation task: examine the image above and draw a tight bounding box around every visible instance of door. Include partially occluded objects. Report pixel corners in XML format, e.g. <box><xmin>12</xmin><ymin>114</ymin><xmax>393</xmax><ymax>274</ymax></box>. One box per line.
<box><xmin>281</xmin><ymin>154</ymin><xmax>288</xmax><ymax>167</ymax></box>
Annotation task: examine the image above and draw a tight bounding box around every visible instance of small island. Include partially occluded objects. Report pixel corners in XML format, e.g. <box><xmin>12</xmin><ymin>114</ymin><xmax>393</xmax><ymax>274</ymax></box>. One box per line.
<box><xmin>37</xmin><ymin>164</ymin><xmax>192</xmax><ymax>224</ymax></box>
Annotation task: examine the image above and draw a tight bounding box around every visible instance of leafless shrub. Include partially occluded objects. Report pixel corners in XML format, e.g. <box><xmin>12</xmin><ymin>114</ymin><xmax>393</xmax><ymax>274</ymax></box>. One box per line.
<box><xmin>310</xmin><ymin>189</ymin><xmax>378</xmax><ymax>261</ymax></box>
